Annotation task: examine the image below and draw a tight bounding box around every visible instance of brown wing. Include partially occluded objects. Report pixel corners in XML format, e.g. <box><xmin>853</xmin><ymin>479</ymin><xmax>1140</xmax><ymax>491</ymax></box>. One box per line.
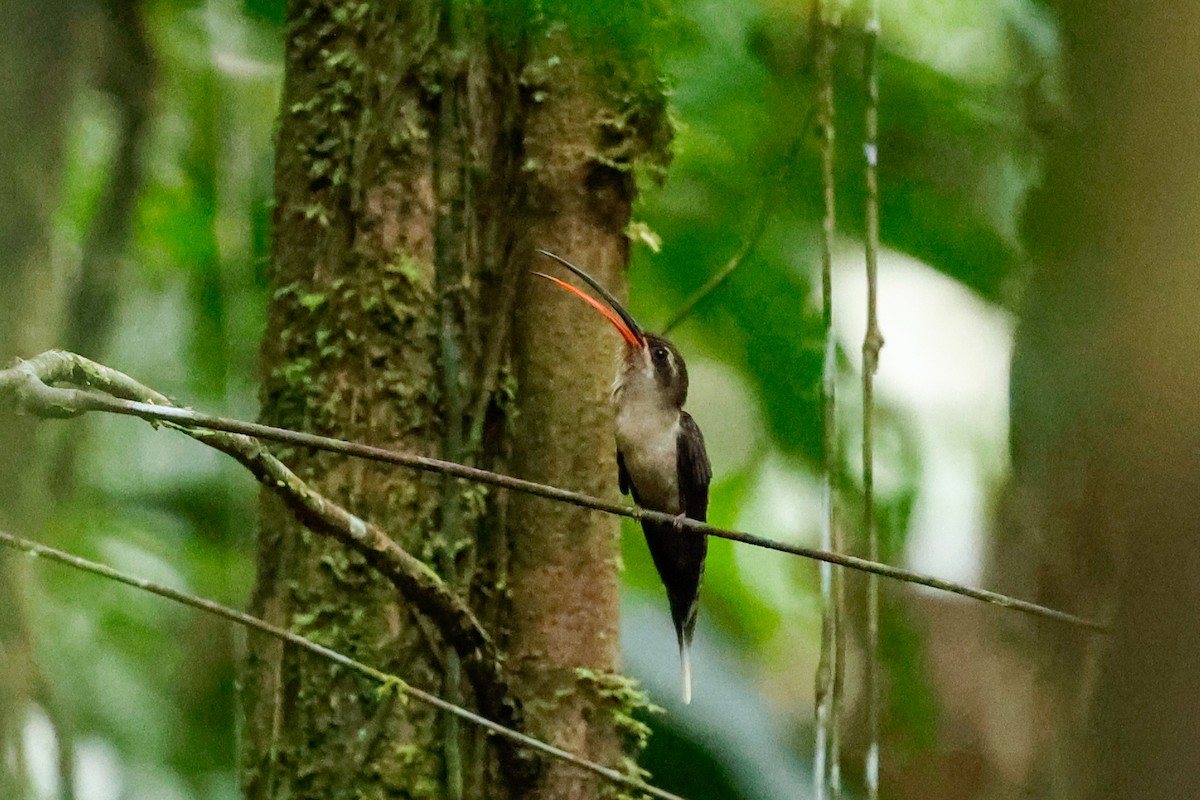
<box><xmin>676</xmin><ymin>411</ymin><xmax>711</xmax><ymax>523</ymax></box>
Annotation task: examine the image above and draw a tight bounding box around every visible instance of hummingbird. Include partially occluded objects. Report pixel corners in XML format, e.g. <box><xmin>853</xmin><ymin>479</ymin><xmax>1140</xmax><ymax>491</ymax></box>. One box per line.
<box><xmin>534</xmin><ymin>250</ymin><xmax>712</xmax><ymax>704</ymax></box>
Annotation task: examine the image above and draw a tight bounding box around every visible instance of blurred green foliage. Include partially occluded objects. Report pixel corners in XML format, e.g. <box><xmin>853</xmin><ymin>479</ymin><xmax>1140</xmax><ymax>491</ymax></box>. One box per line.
<box><xmin>11</xmin><ymin>0</ymin><xmax>1058</xmax><ymax>797</ymax></box>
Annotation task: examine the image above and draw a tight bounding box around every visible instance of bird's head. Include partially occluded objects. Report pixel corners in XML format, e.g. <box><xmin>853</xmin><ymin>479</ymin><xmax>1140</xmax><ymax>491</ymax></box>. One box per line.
<box><xmin>535</xmin><ymin>250</ymin><xmax>689</xmax><ymax>410</ymax></box>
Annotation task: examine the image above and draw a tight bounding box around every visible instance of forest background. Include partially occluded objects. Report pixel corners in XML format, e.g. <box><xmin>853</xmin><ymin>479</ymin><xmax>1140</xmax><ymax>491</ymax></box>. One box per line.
<box><xmin>3</xmin><ymin>0</ymin><xmax>1197</xmax><ymax>798</ymax></box>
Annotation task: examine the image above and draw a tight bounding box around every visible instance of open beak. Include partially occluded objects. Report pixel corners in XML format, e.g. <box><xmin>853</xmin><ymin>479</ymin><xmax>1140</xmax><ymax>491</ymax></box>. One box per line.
<box><xmin>534</xmin><ymin>250</ymin><xmax>645</xmax><ymax>348</ymax></box>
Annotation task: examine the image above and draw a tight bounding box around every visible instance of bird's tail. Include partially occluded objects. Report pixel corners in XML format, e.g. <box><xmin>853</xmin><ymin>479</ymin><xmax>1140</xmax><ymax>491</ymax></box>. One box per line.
<box><xmin>678</xmin><ymin>631</ymin><xmax>692</xmax><ymax>705</ymax></box>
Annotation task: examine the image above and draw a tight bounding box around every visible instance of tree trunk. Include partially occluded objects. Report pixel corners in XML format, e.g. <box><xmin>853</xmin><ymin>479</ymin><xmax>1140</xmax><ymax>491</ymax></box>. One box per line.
<box><xmin>243</xmin><ymin>3</ymin><xmax>670</xmax><ymax>798</ymax></box>
<box><xmin>0</xmin><ymin>0</ymin><xmax>82</xmax><ymax>794</ymax></box>
<box><xmin>1002</xmin><ymin>1</ymin><xmax>1200</xmax><ymax>797</ymax></box>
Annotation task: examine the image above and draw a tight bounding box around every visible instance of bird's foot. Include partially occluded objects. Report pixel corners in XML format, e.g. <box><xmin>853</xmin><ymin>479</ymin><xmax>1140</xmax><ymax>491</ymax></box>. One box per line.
<box><xmin>672</xmin><ymin>512</ymin><xmax>688</xmax><ymax>534</ymax></box>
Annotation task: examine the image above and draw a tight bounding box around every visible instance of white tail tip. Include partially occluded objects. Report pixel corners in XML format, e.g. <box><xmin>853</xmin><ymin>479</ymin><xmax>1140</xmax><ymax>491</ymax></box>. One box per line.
<box><xmin>681</xmin><ymin>642</ymin><xmax>692</xmax><ymax>705</ymax></box>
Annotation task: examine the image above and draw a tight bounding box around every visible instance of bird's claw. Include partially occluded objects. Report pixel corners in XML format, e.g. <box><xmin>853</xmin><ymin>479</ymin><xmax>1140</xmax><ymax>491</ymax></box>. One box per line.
<box><xmin>672</xmin><ymin>512</ymin><xmax>688</xmax><ymax>534</ymax></box>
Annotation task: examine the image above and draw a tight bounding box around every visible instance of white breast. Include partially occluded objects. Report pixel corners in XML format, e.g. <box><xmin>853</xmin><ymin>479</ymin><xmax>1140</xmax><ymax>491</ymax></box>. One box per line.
<box><xmin>614</xmin><ymin>399</ymin><xmax>681</xmax><ymax>514</ymax></box>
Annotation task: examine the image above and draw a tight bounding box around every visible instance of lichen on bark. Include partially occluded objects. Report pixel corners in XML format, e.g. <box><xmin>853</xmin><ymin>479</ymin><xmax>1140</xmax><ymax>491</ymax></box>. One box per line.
<box><xmin>244</xmin><ymin>1</ymin><xmax>673</xmax><ymax>797</ymax></box>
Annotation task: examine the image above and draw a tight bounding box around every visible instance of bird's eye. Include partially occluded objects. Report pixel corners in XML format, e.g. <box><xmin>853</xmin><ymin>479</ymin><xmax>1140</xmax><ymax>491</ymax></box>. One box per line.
<box><xmin>653</xmin><ymin>347</ymin><xmax>668</xmax><ymax>362</ymax></box>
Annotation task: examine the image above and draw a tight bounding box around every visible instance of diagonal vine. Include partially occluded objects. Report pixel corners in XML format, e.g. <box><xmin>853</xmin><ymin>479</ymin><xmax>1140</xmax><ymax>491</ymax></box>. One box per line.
<box><xmin>0</xmin><ymin>350</ymin><xmax>1108</xmax><ymax>633</ymax></box>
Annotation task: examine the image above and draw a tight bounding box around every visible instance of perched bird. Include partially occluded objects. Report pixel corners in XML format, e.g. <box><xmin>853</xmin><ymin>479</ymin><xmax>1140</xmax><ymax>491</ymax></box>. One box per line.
<box><xmin>535</xmin><ymin>250</ymin><xmax>712</xmax><ymax>704</ymax></box>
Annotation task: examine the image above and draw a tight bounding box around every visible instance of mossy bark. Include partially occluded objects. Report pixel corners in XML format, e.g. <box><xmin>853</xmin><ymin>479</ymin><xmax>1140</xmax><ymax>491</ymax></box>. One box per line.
<box><xmin>244</xmin><ymin>2</ymin><xmax>670</xmax><ymax>798</ymax></box>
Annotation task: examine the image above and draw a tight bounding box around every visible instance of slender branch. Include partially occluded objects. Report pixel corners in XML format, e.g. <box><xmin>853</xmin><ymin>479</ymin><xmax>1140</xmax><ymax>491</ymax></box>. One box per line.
<box><xmin>0</xmin><ymin>350</ymin><xmax>1108</xmax><ymax>632</ymax></box>
<box><xmin>0</xmin><ymin>529</ymin><xmax>688</xmax><ymax>800</ymax></box>
<box><xmin>33</xmin><ymin>664</ymin><xmax>77</xmax><ymax>800</ymax></box>
<box><xmin>0</xmin><ymin>350</ymin><xmax>529</xmax><ymax>781</ymax></box>
<box><xmin>463</xmin><ymin>260</ymin><xmax>519</xmax><ymax>459</ymax></box>
<box><xmin>64</xmin><ymin>0</ymin><xmax>153</xmax><ymax>360</ymax></box>
<box><xmin>51</xmin><ymin>0</ymin><xmax>154</xmax><ymax>504</ymax></box>
<box><xmin>433</xmin><ymin>0</ymin><xmax>468</xmax><ymax>791</ymax></box>
<box><xmin>861</xmin><ymin>2</ymin><xmax>884</xmax><ymax>799</ymax></box>
<box><xmin>813</xmin><ymin>4</ymin><xmax>845</xmax><ymax>799</ymax></box>
<box><xmin>659</xmin><ymin>222</ymin><xmax>762</xmax><ymax>337</ymax></box>
<box><xmin>660</xmin><ymin>206</ymin><xmax>767</xmax><ymax>336</ymax></box>
<box><xmin>660</xmin><ymin>109</ymin><xmax>815</xmax><ymax>337</ymax></box>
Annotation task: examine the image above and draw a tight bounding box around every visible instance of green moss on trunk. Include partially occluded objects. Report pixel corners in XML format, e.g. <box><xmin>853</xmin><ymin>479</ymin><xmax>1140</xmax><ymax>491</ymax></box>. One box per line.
<box><xmin>244</xmin><ymin>2</ymin><xmax>672</xmax><ymax>797</ymax></box>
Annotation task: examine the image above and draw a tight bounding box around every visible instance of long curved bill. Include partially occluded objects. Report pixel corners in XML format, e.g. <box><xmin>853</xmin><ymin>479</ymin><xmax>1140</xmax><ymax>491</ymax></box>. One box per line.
<box><xmin>534</xmin><ymin>250</ymin><xmax>645</xmax><ymax>348</ymax></box>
